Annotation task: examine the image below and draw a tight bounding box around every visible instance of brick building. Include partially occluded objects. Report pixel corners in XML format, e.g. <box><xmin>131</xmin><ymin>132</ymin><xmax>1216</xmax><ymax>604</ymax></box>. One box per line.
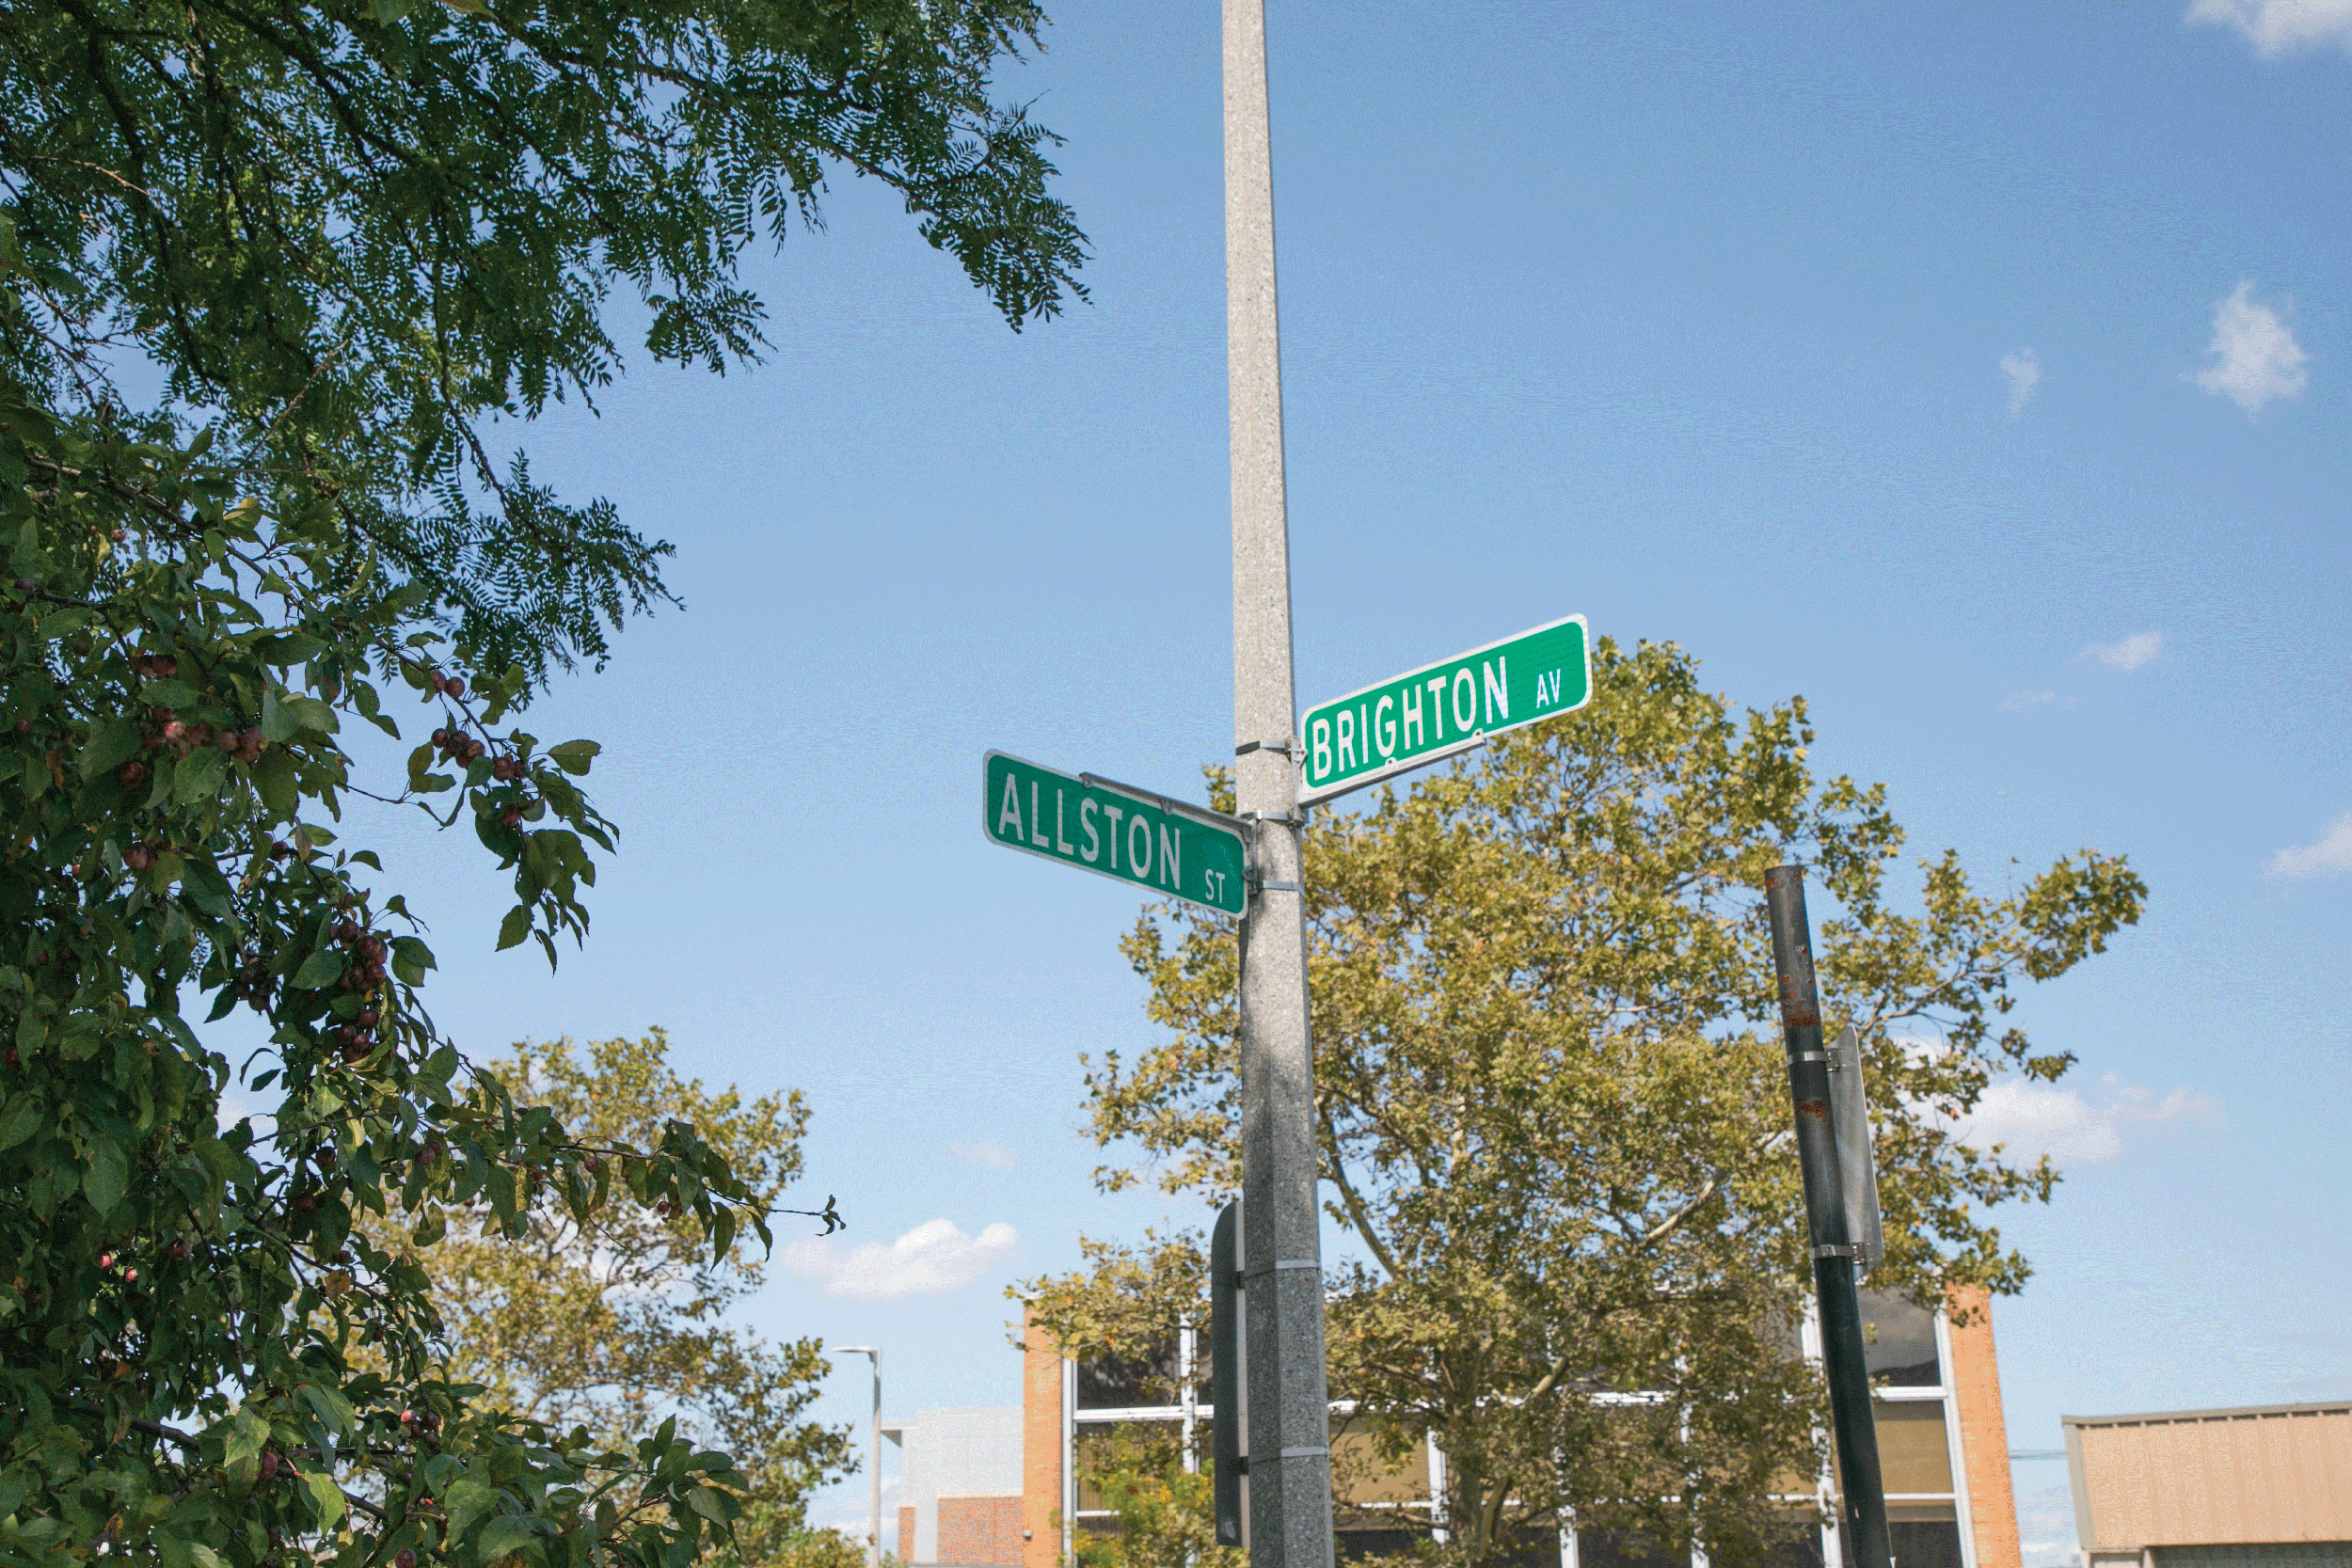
<box><xmin>882</xmin><ymin>1406</ymin><xmax>1028</xmax><ymax>1568</ymax></box>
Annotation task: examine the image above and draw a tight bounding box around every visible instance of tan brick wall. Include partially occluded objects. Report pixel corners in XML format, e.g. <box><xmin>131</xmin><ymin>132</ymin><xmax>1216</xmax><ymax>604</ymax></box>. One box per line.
<box><xmin>1947</xmin><ymin>1284</ymin><xmax>2021</xmax><ymax>1568</ymax></box>
<box><xmin>1020</xmin><ymin>1308</ymin><xmax>1063</xmax><ymax>1568</ymax></box>
<box><xmin>898</xmin><ymin>1507</ymin><xmax>915</xmax><ymax>1564</ymax></box>
<box><xmin>939</xmin><ymin>1497</ymin><xmax>1026</xmax><ymax>1566</ymax></box>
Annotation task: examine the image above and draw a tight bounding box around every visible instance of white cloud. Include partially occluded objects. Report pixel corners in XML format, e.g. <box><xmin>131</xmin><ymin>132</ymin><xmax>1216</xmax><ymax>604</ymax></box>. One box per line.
<box><xmin>949</xmin><ymin>1138</ymin><xmax>1020</xmax><ymax>1171</ymax></box>
<box><xmin>2268</xmin><ymin>811</ymin><xmax>2352</xmax><ymax>879</ymax></box>
<box><xmin>2084</xmin><ymin>629</ymin><xmax>2164</xmax><ymax>672</ymax></box>
<box><xmin>2187</xmin><ymin>0</ymin><xmax>2352</xmax><ymax>55</ymax></box>
<box><xmin>2192</xmin><ymin>282</ymin><xmax>2309</xmax><ymax>413</ymax></box>
<box><xmin>2001</xmin><ymin>348</ymin><xmax>2042</xmax><ymax>417</ymax></box>
<box><xmin>2000</xmin><ymin>689</ymin><xmax>2059</xmax><ymax>711</ymax></box>
<box><xmin>1945</xmin><ymin>1075</ymin><xmax>2214</xmax><ymax>1164</ymax></box>
<box><xmin>782</xmin><ymin>1217</ymin><xmax>1017</xmax><ymax>1300</ymax></box>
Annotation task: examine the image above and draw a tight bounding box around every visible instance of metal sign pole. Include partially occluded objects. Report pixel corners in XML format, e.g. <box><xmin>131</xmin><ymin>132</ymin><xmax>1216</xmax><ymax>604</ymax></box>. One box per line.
<box><xmin>1224</xmin><ymin>0</ymin><xmax>1335</xmax><ymax>1563</ymax></box>
<box><xmin>1763</xmin><ymin>866</ymin><xmax>1893</xmax><ymax>1568</ymax></box>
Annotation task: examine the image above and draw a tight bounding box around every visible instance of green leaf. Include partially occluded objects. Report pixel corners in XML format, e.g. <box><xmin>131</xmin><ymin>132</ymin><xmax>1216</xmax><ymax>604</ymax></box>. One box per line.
<box><xmin>370</xmin><ymin>0</ymin><xmax>420</xmax><ymax>20</ymax></box>
<box><xmin>83</xmin><ymin>1137</ymin><xmax>129</xmax><ymax>1213</ymax></box>
<box><xmin>11</xmin><ymin>515</ymin><xmax>52</xmax><ymax>579</ymax></box>
<box><xmin>79</xmin><ymin>719</ymin><xmax>145</xmax><ymax>780</ymax></box>
<box><xmin>443</xmin><ymin>1478</ymin><xmax>496</xmax><ymax>1540</ymax></box>
<box><xmin>35</xmin><ymin>607</ymin><xmax>91</xmax><ymax>641</ymax></box>
<box><xmin>223</xmin><ymin>1407</ymin><xmax>270</xmax><ymax>1469</ymax></box>
<box><xmin>254</xmin><ymin>748</ymin><xmax>299</xmax><ymax>815</ymax></box>
<box><xmin>411</xmin><ymin>1211</ymin><xmax>446</xmax><ymax>1246</ymax></box>
<box><xmin>391</xmin><ymin>934</ymin><xmax>437</xmax><ymax>974</ymax></box>
<box><xmin>476</xmin><ymin>1514</ymin><xmax>536</xmax><ymax>1561</ymax></box>
<box><xmin>181</xmin><ymin>857</ymin><xmax>235</xmax><ymax>918</ymax></box>
<box><xmin>284</xmin><ymin>694</ymin><xmax>340</xmax><ymax>735</ymax></box>
<box><xmin>300</xmin><ymin>1381</ymin><xmax>359</xmax><ymax>1438</ymax></box>
<box><xmin>686</xmin><ymin>1488</ymin><xmax>730</xmax><ymax>1525</ymax></box>
<box><xmin>306</xmin><ymin>1469</ymin><xmax>347</xmax><ymax>1527</ymax></box>
<box><xmin>292</xmin><ymin>950</ymin><xmax>346</xmax><ymax>989</ymax></box>
<box><xmin>255</xmin><ymin>631</ymin><xmax>327</xmax><ymax>666</ymax></box>
<box><xmin>496</xmin><ymin>905</ymin><xmax>532</xmax><ymax>951</ymax></box>
<box><xmin>547</xmin><ymin>739</ymin><xmax>599</xmax><ymax>775</ymax></box>
<box><xmin>174</xmin><ymin>744</ymin><xmax>231</xmax><ymax>803</ymax></box>
<box><xmin>0</xmin><ymin>1094</ymin><xmax>41</xmax><ymax>1150</ymax></box>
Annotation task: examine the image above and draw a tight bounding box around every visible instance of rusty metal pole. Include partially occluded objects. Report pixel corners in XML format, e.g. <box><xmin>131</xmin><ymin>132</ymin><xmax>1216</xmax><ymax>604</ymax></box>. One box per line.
<box><xmin>1764</xmin><ymin>866</ymin><xmax>1892</xmax><ymax>1568</ymax></box>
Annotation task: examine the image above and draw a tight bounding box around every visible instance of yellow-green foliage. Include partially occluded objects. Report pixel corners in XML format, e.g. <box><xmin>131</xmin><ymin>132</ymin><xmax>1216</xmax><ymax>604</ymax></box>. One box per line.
<box><xmin>1032</xmin><ymin>637</ymin><xmax>2144</xmax><ymax>1568</ymax></box>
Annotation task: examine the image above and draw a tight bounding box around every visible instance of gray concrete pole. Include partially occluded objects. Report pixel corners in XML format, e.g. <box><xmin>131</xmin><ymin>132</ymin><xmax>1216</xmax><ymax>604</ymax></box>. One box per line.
<box><xmin>839</xmin><ymin>1347</ymin><xmax>882</xmax><ymax>1568</ymax></box>
<box><xmin>1224</xmin><ymin>2</ymin><xmax>1336</xmax><ymax>1567</ymax></box>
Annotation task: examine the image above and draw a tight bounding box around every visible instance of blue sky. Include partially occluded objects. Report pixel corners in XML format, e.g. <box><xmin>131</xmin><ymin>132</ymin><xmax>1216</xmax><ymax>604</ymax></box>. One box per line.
<box><xmin>321</xmin><ymin>2</ymin><xmax>2348</xmax><ymax>1560</ymax></box>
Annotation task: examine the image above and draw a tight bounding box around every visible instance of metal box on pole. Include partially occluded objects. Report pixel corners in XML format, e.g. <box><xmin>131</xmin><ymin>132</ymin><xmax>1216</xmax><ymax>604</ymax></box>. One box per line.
<box><xmin>1212</xmin><ymin>1201</ymin><xmax>1248</xmax><ymax>1550</ymax></box>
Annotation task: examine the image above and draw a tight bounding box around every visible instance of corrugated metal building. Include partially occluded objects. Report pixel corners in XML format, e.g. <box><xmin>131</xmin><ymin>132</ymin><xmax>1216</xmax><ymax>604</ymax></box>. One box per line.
<box><xmin>2063</xmin><ymin>1401</ymin><xmax>2352</xmax><ymax>1568</ymax></box>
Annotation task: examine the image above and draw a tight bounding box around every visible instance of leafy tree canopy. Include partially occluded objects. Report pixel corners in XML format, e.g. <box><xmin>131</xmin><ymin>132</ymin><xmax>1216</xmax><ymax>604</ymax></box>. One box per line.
<box><xmin>0</xmin><ymin>3</ymin><xmax>1081</xmax><ymax>1567</ymax></box>
<box><xmin>1025</xmin><ymin>637</ymin><xmax>2144</xmax><ymax>1568</ymax></box>
<box><xmin>356</xmin><ymin>1035</ymin><xmax>851</xmax><ymax>1568</ymax></box>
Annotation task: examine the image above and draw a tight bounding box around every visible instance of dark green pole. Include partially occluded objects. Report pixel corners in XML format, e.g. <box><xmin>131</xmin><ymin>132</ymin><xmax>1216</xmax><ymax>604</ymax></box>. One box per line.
<box><xmin>1764</xmin><ymin>865</ymin><xmax>1892</xmax><ymax>1568</ymax></box>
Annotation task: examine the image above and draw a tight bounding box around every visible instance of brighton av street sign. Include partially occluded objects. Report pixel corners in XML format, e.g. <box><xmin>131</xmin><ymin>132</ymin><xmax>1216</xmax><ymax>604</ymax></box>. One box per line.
<box><xmin>1296</xmin><ymin>613</ymin><xmax>1591</xmax><ymax>805</ymax></box>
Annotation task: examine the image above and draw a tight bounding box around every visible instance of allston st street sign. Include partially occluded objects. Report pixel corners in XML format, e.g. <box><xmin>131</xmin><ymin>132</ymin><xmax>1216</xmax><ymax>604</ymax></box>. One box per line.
<box><xmin>1296</xmin><ymin>613</ymin><xmax>1592</xmax><ymax>804</ymax></box>
<box><xmin>983</xmin><ymin>751</ymin><xmax>1248</xmax><ymax>916</ymax></box>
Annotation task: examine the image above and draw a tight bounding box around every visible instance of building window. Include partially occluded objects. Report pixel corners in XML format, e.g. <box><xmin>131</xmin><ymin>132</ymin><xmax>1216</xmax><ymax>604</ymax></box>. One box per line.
<box><xmin>1857</xmin><ymin>1291</ymin><xmax>1940</xmax><ymax>1389</ymax></box>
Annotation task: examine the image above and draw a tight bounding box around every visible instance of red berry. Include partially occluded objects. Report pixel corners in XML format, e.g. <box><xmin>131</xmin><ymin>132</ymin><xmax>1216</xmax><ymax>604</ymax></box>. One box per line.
<box><xmin>443</xmin><ymin>676</ymin><xmax>464</xmax><ymax>698</ymax></box>
<box><xmin>258</xmin><ymin>1451</ymin><xmax>278</xmax><ymax>1480</ymax></box>
<box><xmin>397</xmin><ymin>1550</ymin><xmax>417</xmax><ymax>1568</ymax></box>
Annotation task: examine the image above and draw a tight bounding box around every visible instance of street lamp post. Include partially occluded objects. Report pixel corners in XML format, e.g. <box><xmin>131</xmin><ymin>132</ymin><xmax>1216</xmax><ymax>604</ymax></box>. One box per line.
<box><xmin>839</xmin><ymin>1347</ymin><xmax>882</xmax><ymax>1568</ymax></box>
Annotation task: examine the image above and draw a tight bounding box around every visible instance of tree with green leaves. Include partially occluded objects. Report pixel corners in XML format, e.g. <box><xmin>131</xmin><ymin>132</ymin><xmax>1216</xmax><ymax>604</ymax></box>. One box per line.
<box><xmin>0</xmin><ymin>2</ymin><xmax>1082</xmax><ymax>1566</ymax></box>
<box><xmin>1025</xmin><ymin>637</ymin><xmax>2143</xmax><ymax>1568</ymax></box>
<box><xmin>355</xmin><ymin>1034</ymin><xmax>850</xmax><ymax>1567</ymax></box>
<box><xmin>1068</xmin><ymin>1429</ymin><xmax>1238</xmax><ymax>1568</ymax></box>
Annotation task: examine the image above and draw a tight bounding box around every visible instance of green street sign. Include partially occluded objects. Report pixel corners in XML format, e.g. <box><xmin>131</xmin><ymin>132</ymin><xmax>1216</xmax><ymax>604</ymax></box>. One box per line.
<box><xmin>1297</xmin><ymin>613</ymin><xmax>1591</xmax><ymax>805</ymax></box>
<box><xmin>984</xmin><ymin>751</ymin><xmax>1249</xmax><ymax>915</ymax></box>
